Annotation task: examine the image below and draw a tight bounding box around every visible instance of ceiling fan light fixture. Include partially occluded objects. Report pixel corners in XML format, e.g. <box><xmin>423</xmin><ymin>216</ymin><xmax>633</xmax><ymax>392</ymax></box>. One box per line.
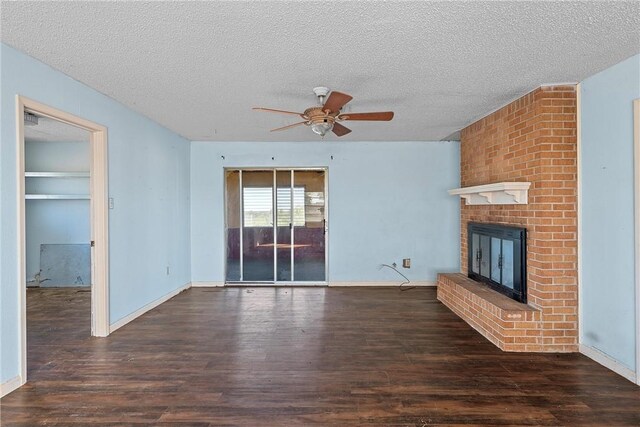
<box><xmin>254</xmin><ymin>87</ymin><xmax>393</xmax><ymax>137</ymax></box>
<box><xmin>311</xmin><ymin>121</ymin><xmax>333</xmax><ymax>136</ymax></box>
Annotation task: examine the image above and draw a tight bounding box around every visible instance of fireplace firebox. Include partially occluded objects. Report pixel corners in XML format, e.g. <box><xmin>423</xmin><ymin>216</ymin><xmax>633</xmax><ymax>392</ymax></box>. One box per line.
<box><xmin>468</xmin><ymin>223</ymin><xmax>527</xmax><ymax>303</ymax></box>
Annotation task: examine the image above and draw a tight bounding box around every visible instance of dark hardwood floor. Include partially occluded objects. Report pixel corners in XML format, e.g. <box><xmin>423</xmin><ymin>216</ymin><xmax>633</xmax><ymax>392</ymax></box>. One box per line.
<box><xmin>1</xmin><ymin>287</ymin><xmax>639</xmax><ymax>426</ymax></box>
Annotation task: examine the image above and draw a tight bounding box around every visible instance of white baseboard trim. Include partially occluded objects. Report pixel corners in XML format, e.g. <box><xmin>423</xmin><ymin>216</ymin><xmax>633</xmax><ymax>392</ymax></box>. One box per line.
<box><xmin>109</xmin><ymin>282</ymin><xmax>191</xmax><ymax>333</ymax></box>
<box><xmin>191</xmin><ymin>281</ymin><xmax>225</xmax><ymax>287</ymax></box>
<box><xmin>0</xmin><ymin>375</ymin><xmax>24</xmax><ymax>398</ymax></box>
<box><xmin>579</xmin><ymin>343</ymin><xmax>637</xmax><ymax>384</ymax></box>
<box><xmin>190</xmin><ymin>281</ymin><xmax>437</xmax><ymax>287</ymax></box>
<box><xmin>328</xmin><ymin>281</ymin><xmax>436</xmax><ymax>287</ymax></box>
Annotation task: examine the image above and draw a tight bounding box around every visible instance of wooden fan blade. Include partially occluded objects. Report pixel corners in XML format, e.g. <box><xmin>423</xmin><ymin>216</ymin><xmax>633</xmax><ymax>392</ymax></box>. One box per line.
<box><xmin>322</xmin><ymin>91</ymin><xmax>353</xmax><ymax>113</ymax></box>
<box><xmin>332</xmin><ymin>122</ymin><xmax>352</xmax><ymax>137</ymax></box>
<box><xmin>339</xmin><ymin>111</ymin><xmax>394</xmax><ymax>121</ymax></box>
<box><xmin>253</xmin><ymin>107</ymin><xmax>304</xmax><ymax>117</ymax></box>
<box><xmin>270</xmin><ymin>121</ymin><xmax>308</xmax><ymax>132</ymax></box>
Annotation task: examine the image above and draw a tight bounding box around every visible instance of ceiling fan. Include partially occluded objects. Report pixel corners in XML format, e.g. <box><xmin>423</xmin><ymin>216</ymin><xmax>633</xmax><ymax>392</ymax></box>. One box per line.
<box><xmin>253</xmin><ymin>87</ymin><xmax>394</xmax><ymax>137</ymax></box>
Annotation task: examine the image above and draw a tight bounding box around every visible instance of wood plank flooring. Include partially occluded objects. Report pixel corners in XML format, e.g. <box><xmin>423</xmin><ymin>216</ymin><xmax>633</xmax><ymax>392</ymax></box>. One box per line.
<box><xmin>1</xmin><ymin>287</ymin><xmax>639</xmax><ymax>425</ymax></box>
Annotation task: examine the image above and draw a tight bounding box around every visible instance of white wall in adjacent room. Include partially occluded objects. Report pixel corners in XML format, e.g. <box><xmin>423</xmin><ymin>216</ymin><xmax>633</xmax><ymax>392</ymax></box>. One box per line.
<box><xmin>25</xmin><ymin>140</ymin><xmax>90</xmax><ymax>285</ymax></box>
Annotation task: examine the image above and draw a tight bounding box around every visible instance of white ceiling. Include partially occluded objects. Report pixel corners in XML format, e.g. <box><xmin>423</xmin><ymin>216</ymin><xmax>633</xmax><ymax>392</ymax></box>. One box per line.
<box><xmin>2</xmin><ymin>1</ymin><xmax>639</xmax><ymax>142</ymax></box>
<box><xmin>24</xmin><ymin>116</ymin><xmax>90</xmax><ymax>143</ymax></box>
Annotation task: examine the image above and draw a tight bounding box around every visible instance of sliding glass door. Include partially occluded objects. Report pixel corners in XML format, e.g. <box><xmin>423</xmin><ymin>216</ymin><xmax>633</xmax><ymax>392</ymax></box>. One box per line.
<box><xmin>275</xmin><ymin>171</ymin><xmax>293</xmax><ymax>282</ymax></box>
<box><xmin>242</xmin><ymin>171</ymin><xmax>275</xmax><ymax>281</ymax></box>
<box><xmin>293</xmin><ymin>170</ymin><xmax>326</xmax><ymax>281</ymax></box>
<box><xmin>225</xmin><ymin>169</ymin><xmax>327</xmax><ymax>283</ymax></box>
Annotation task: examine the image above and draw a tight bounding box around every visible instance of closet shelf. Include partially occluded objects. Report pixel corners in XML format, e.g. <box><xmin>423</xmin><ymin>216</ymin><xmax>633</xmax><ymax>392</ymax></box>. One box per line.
<box><xmin>25</xmin><ymin>172</ymin><xmax>89</xmax><ymax>178</ymax></box>
<box><xmin>25</xmin><ymin>194</ymin><xmax>90</xmax><ymax>200</ymax></box>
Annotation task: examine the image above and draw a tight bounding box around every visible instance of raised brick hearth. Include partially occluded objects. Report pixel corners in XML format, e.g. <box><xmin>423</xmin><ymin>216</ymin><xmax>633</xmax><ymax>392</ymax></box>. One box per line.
<box><xmin>438</xmin><ymin>273</ymin><xmax>542</xmax><ymax>351</ymax></box>
<box><xmin>438</xmin><ymin>85</ymin><xmax>578</xmax><ymax>352</ymax></box>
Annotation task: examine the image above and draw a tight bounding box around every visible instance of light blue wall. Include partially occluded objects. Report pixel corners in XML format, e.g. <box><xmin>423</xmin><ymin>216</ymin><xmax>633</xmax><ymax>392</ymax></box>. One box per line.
<box><xmin>580</xmin><ymin>53</ymin><xmax>640</xmax><ymax>372</ymax></box>
<box><xmin>190</xmin><ymin>141</ymin><xmax>460</xmax><ymax>284</ymax></box>
<box><xmin>1</xmin><ymin>43</ymin><xmax>191</xmax><ymax>384</ymax></box>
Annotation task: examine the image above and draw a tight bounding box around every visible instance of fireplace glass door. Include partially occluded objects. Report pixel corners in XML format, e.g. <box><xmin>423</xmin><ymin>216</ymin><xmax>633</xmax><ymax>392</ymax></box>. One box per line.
<box><xmin>468</xmin><ymin>223</ymin><xmax>526</xmax><ymax>303</ymax></box>
<box><xmin>225</xmin><ymin>169</ymin><xmax>327</xmax><ymax>283</ymax></box>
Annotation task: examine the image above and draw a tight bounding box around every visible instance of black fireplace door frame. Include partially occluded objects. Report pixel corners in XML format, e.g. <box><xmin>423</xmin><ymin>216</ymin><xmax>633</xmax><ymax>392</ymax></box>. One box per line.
<box><xmin>467</xmin><ymin>222</ymin><xmax>527</xmax><ymax>303</ymax></box>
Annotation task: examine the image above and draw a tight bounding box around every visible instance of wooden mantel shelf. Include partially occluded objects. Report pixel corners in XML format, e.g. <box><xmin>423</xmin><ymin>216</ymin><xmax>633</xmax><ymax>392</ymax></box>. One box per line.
<box><xmin>448</xmin><ymin>182</ymin><xmax>531</xmax><ymax>205</ymax></box>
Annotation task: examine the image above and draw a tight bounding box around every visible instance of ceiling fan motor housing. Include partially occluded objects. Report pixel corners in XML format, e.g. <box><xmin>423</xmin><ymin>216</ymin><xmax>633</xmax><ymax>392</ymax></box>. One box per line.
<box><xmin>304</xmin><ymin>106</ymin><xmax>335</xmax><ymax>136</ymax></box>
<box><xmin>304</xmin><ymin>107</ymin><xmax>335</xmax><ymax>123</ymax></box>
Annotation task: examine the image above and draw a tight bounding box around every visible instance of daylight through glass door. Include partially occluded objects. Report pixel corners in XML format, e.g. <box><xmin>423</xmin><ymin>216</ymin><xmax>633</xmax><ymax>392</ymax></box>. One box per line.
<box><xmin>225</xmin><ymin>169</ymin><xmax>326</xmax><ymax>283</ymax></box>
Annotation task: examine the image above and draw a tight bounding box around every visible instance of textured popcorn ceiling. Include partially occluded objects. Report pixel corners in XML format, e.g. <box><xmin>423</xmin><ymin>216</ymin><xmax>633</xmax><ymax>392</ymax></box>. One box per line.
<box><xmin>2</xmin><ymin>1</ymin><xmax>639</xmax><ymax>142</ymax></box>
<box><xmin>25</xmin><ymin>117</ymin><xmax>90</xmax><ymax>143</ymax></box>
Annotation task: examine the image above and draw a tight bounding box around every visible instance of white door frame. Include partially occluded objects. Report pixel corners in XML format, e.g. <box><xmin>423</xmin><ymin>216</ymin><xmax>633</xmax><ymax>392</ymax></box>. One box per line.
<box><xmin>223</xmin><ymin>167</ymin><xmax>329</xmax><ymax>285</ymax></box>
<box><xmin>634</xmin><ymin>98</ymin><xmax>640</xmax><ymax>385</ymax></box>
<box><xmin>16</xmin><ymin>95</ymin><xmax>110</xmax><ymax>386</ymax></box>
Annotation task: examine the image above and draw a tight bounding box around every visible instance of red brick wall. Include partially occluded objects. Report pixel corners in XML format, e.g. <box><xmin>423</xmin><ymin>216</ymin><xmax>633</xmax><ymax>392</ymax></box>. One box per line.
<box><xmin>455</xmin><ymin>85</ymin><xmax>578</xmax><ymax>352</ymax></box>
<box><xmin>437</xmin><ymin>273</ymin><xmax>543</xmax><ymax>351</ymax></box>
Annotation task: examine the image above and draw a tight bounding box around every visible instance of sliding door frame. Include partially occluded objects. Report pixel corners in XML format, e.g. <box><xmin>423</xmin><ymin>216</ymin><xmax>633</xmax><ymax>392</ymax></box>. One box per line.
<box><xmin>224</xmin><ymin>167</ymin><xmax>328</xmax><ymax>285</ymax></box>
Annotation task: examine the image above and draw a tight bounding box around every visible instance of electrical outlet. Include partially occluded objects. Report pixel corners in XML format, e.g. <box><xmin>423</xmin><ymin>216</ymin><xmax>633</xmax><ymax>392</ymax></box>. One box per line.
<box><xmin>166</xmin><ymin>266</ymin><xmax>170</xmax><ymax>275</ymax></box>
<box><xmin>108</xmin><ymin>197</ymin><xmax>114</xmax><ymax>209</ymax></box>
<box><xmin>403</xmin><ymin>258</ymin><xmax>411</xmax><ymax>268</ymax></box>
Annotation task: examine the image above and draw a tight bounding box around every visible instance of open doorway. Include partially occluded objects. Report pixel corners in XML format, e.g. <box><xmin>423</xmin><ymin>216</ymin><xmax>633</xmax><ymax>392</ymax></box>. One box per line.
<box><xmin>24</xmin><ymin>114</ymin><xmax>92</xmax><ymax>374</ymax></box>
<box><xmin>16</xmin><ymin>96</ymin><xmax>109</xmax><ymax>386</ymax></box>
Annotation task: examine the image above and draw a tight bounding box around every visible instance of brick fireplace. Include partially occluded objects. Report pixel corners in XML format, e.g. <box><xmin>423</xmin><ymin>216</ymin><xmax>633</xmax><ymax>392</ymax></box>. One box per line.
<box><xmin>437</xmin><ymin>85</ymin><xmax>578</xmax><ymax>352</ymax></box>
